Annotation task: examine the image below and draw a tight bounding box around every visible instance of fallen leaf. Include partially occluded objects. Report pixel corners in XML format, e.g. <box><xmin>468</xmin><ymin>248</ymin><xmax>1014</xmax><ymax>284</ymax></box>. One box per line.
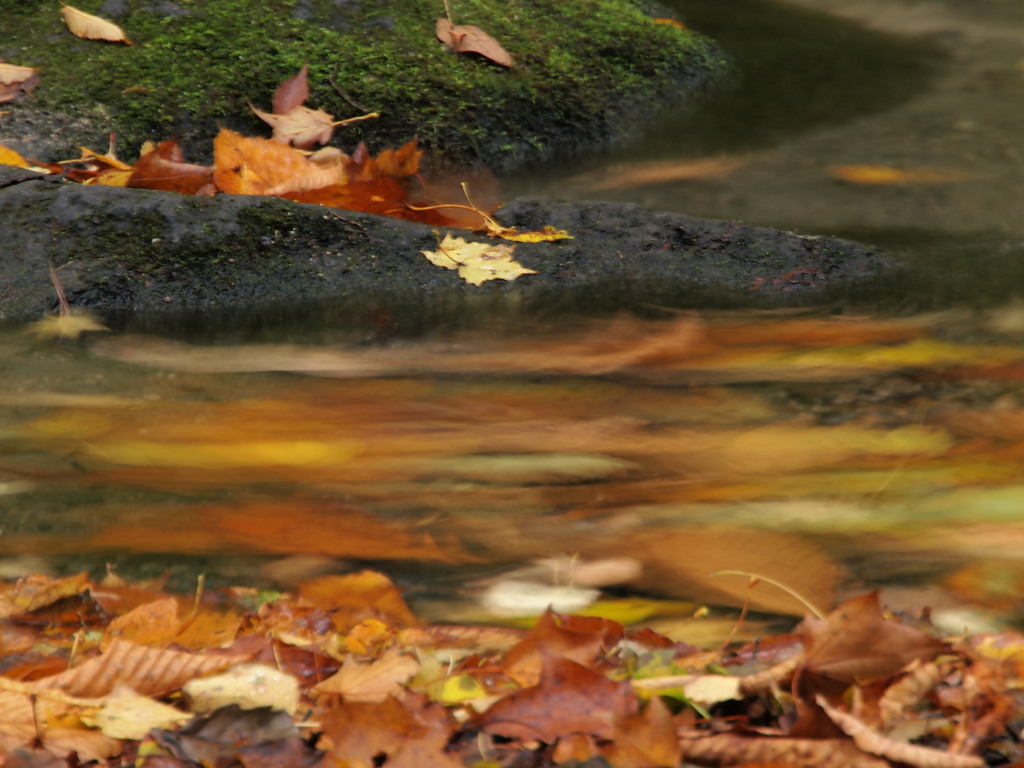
<box><xmin>816</xmin><ymin>695</ymin><xmax>985</xmax><ymax>768</ymax></box>
<box><xmin>272</xmin><ymin>63</ymin><xmax>311</xmax><ymax>115</ymax></box>
<box><xmin>212</xmin><ymin>128</ymin><xmax>343</xmax><ymax>195</ymax></box>
<box><xmin>0</xmin><ymin>62</ymin><xmax>38</xmax><ymax>86</ymax></box>
<box><xmin>34</xmin><ymin>638</ymin><xmax>251</xmax><ymax>698</ymax></box>
<box><xmin>60</xmin><ymin>3</ymin><xmax>132</xmax><ymax>44</ymax></box>
<box><xmin>128</xmin><ymin>139</ymin><xmax>215</xmax><ymax>195</ymax></box>
<box><xmin>0</xmin><ymin>145</ymin><xmax>33</xmax><ymax>167</ymax></box>
<box><xmin>25</xmin><ymin>311</ymin><xmax>108</xmax><ymax>341</ymax></box>
<box><xmin>250</xmin><ymin>102</ymin><xmax>339</xmax><ymax>149</ymax></box>
<box><xmin>318</xmin><ymin>694</ymin><xmax>461</xmax><ymax>768</ymax></box>
<box><xmin>828</xmin><ymin>164</ymin><xmax>976</xmax><ymax>185</ymax></box>
<box><xmin>479</xmin><ymin>654</ymin><xmax>638</xmax><ymax>742</ymax></box>
<box><xmin>0</xmin><ymin>63</ymin><xmax>40</xmax><ymax>104</ymax></box>
<box><xmin>315</xmin><ymin>649</ymin><xmax>420</xmax><ymax>701</ymax></box>
<box><xmin>800</xmin><ymin>591</ymin><xmax>947</xmax><ymax>684</ymax></box>
<box><xmin>184</xmin><ymin>663</ymin><xmax>300</xmax><ymax>714</ymax></box>
<box><xmin>435</xmin><ymin>18</ymin><xmax>513</xmax><ymax>67</ymax></box>
<box><xmin>574</xmin><ymin>156</ymin><xmax>744</xmax><ymax>191</ymax></box>
<box><xmin>422</xmin><ymin>233</ymin><xmax>537</xmax><ymax>285</ymax></box>
<box><xmin>82</xmin><ymin>685</ymin><xmax>191</xmax><ymax>739</ymax></box>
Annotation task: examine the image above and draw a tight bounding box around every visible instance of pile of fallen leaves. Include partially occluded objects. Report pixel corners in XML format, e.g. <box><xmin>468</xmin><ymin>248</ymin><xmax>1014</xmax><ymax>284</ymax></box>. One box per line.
<box><xmin>1</xmin><ymin>568</ymin><xmax>1021</xmax><ymax>767</ymax></box>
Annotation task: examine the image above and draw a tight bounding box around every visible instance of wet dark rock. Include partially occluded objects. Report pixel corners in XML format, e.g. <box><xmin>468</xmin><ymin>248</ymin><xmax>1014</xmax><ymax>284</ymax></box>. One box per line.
<box><xmin>0</xmin><ymin>179</ymin><xmax>904</xmax><ymax>333</ymax></box>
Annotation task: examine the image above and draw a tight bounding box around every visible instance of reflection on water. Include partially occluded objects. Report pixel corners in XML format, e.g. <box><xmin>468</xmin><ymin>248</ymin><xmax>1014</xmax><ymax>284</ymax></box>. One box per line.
<box><xmin>3</xmin><ymin>308</ymin><xmax>1024</xmax><ymax>632</ymax></box>
<box><xmin>3</xmin><ymin>0</ymin><xmax>1024</xmax><ymax>636</ymax></box>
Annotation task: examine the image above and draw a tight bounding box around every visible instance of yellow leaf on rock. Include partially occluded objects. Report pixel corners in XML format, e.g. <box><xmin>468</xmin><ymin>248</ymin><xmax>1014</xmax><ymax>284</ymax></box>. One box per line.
<box><xmin>60</xmin><ymin>3</ymin><xmax>132</xmax><ymax>44</ymax></box>
<box><xmin>422</xmin><ymin>233</ymin><xmax>537</xmax><ymax>285</ymax></box>
<box><xmin>0</xmin><ymin>145</ymin><xmax>32</xmax><ymax>168</ymax></box>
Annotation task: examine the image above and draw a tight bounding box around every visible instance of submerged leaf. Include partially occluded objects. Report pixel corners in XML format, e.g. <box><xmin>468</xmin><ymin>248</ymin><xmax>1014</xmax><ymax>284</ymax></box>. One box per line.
<box><xmin>25</xmin><ymin>312</ymin><xmax>108</xmax><ymax>340</ymax></box>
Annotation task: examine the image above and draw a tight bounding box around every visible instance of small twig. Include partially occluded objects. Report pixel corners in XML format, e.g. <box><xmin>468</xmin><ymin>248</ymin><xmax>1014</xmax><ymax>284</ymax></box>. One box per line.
<box><xmin>711</xmin><ymin>570</ymin><xmax>827</xmax><ymax>620</ymax></box>
<box><xmin>443</xmin><ymin>0</ymin><xmax>453</xmax><ymax>22</ymax></box>
<box><xmin>49</xmin><ymin>265</ymin><xmax>71</xmax><ymax>317</ymax></box>
<box><xmin>331</xmin><ymin>111</ymin><xmax>379</xmax><ymax>128</ymax></box>
<box><xmin>328</xmin><ymin>65</ymin><xmax>371</xmax><ymax>113</ymax></box>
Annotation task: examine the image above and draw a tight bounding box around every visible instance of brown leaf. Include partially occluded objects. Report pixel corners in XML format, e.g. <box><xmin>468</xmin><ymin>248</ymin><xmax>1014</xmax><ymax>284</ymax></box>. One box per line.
<box><xmin>128</xmin><ymin>139</ymin><xmax>215</xmax><ymax>196</ymax></box>
<box><xmin>435</xmin><ymin>18</ymin><xmax>513</xmax><ymax>67</ymax></box>
<box><xmin>800</xmin><ymin>591</ymin><xmax>947</xmax><ymax>684</ymax></box>
<box><xmin>680</xmin><ymin>731</ymin><xmax>891</xmax><ymax>768</ymax></box>
<box><xmin>478</xmin><ymin>654</ymin><xmax>638</xmax><ymax>743</ymax></box>
<box><xmin>602</xmin><ymin>696</ymin><xmax>682</xmax><ymax>768</ymax></box>
<box><xmin>318</xmin><ymin>694</ymin><xmax>460</xmax><ymax>768</ymax></box>
<box><xmin>60</xmin><ymin>3</ymin><xmax>132</xmax><ymax>44</ymax></box>
<box><xmin>816</xmin><ymin>695</ymin><xmax>985</xmax><ymax>768</ymax></box>
<box><xmin>272</xmin><ymin>63</ymin><xmax>310</xmax><ymax>115</ymax></box>
<box><xmin>34</xmin><ymin>638</ymin><xmax>250</xmax><ymax>698</ymax></box>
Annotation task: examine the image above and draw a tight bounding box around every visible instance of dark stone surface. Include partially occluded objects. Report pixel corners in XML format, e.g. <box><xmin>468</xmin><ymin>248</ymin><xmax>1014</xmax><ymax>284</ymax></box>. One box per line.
<box><xmin>0</xmin><ymin>178</ymin><xmax>904</xmax><ymax>332</ymax></box>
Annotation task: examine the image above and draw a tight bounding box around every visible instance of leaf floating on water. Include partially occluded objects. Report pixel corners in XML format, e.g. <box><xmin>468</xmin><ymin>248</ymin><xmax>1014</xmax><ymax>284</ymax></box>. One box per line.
<box><xmin>25</xmin><ymin>312</ymin><xmax>108</xmax><ymax>340</ymax></box>
<box><xmin>60</xmin><ymin>3</ymin><xmax>132</xmax><ymax>44</ymax></box>
<box><xmin>827</xmin><ymin>164</ymin><xmax>976</xmax><ymax>185</ymax></box>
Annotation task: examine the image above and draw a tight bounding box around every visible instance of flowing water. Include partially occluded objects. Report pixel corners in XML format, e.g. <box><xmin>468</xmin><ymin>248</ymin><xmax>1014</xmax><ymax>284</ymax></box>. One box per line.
<box><xmin>2</xmin><ymin>0</ymin><xmax>1024</xmax><ymax>637</ymax></box>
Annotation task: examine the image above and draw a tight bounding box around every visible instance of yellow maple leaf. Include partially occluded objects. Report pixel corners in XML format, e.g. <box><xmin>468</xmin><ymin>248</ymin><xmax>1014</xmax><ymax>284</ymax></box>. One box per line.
<box><xmin>422</xmin><ymin>233</ymin><xmax>537</xmax><ymax>286</ymax></box>
<box><xmin>26</xmin><ymin>312</ymin><xmax>108</xmax><ymax>340</ymax></box>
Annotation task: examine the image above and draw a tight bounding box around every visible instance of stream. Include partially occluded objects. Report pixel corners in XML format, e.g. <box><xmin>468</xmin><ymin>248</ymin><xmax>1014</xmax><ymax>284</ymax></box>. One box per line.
<box><xmin>2</xmin><ymin>0</ymin><xmax>1024</xmax><ymax>638</ymax></box>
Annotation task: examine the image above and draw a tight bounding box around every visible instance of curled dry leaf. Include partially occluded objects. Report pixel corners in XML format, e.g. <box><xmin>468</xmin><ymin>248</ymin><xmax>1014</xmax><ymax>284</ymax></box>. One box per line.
<box><xmin>60</xmin><ymin>3</ymin><xmax>132</xmax><ymax>44</ymax></box>
<box><xmin>436</xmin><ymin>18</ymin><xmax>513</xmax><ymax>67</ymax></box>
<box><xmin>828</xmin><ymin>164</ymin><xmax>976</xmax><ymax>185</ymax></box>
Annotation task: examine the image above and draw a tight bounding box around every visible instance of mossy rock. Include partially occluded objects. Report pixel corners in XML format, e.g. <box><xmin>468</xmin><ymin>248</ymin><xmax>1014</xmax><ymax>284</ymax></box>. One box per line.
<box><xmin>0</xmin><ymin>0</ymin><xmax>726</xmax><ymax>169</ymax></box>
<box><xmin>0</xmin><ymin>177</ymin><xmax>904</xmax><ymax>332</ymax></box>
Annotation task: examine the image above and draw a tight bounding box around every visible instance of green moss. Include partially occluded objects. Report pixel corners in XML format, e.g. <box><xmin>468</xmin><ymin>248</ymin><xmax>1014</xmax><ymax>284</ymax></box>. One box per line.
<box><xmin>0</xmin><ymin>0</ymin><xmax>724</xmax><ymax>168</ymax></box>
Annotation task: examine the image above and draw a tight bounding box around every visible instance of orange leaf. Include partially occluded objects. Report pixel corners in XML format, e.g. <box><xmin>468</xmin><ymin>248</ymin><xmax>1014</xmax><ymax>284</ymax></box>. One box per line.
<box><xmin>435</xmin><ymin>18</ymin><xmax>513</xmax><ymax>67</ymax></box>
<box><xmin>60</xmin><ymin>3</ymin><xmax>132</xmax><ymax>44</ymax></box>
<box><xmin>828</xmin><ymin>164</ymin><xmax>976</xmax><ymax>185</ymax></box>
<box><xmin>34</xmin><ymin>638</ymin><xmax>251</xmax><ymax>698</ymax></box>
<box><xmin>298</xmin><ymin>571</ymin><xmax>419</xmax><ymax>631</ymax></box>
<box><xmin>212</xmin><ymin>128</ymin><xmax>342</xmax><ymax>195</ymax></box>
<box><xmin>128</xmin><ymin>139</ymin><xmax>215</xmax><ymax>195</ymax></box>
<box><xmin>102</xmin><ymin>597</ymin><xmax>181</xmax><ymax>649</ymax></box>
<box><xmin>0</xmin><ymin>145</ymin><xmax>33</xmax><ymax>168</ymax></box>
